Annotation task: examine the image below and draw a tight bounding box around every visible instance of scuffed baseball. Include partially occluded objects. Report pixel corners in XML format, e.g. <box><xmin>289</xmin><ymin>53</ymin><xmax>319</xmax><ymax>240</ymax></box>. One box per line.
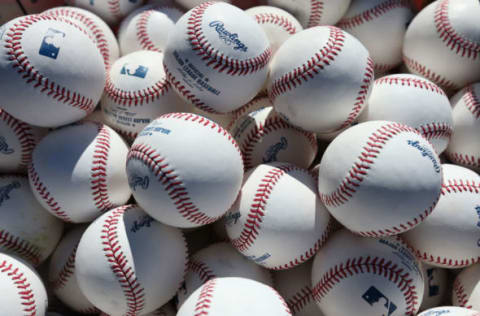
<box><xmin>452</xmin><ymin>264</ymin><xmax>480</xmax><ymax>310</ymax></box>
<box><xmin>29</xmin><ymin>122</ymin><xmax>131</xmax><ymax>223</ymax></box>
<box><xmin>66</xmin><ymin>0</ymin><xmax>143</xmax><ymax>25</ymax></box>
<box><xmin>420</xmin><ymin>264</ymin><xmax>449</xmax><ymax>311</ymax></box>
<box><xmin>75</xmin><ymin>205</ymin><xmax>188</xmax><ymax>316</ymax></box>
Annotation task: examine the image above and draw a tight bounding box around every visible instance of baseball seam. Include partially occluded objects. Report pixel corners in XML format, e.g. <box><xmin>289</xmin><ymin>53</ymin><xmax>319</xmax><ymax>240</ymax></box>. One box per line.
<box><xmin>136</xmin><ymin>9</ymin><xmax>160</xmax><ymax>52</ymax></box>
<box><xmin>307</xmin><ymin>0</ymin><xmax>324</xmax><ymax>28</ymax></box>
<box><xmin>194</xmin><ymin>278</ymin><xmax>216</xmax><ymax>316</ymax></box>
<box><xmin>188</xmin><ymin>259</ymin><xmax>216</xmax><ymax>284</ymax></box>
<box><xmin>0</xmin><ymin>260</ymin><xmax>38</xmax><ymax>316</ymax></box>
<box><xmin>227</xmin><ymin>97</ymin><xmax>268</xmax><ymax>131</ymax></box>
<box><xmin>0</xmin><ymin>110</ymin><xmax>36</xmax><ymax>170</ymax></box>
<box><xmin>375</xmin><ymin>76</ymin><xmax>446</xmax><ymax>95</ymax></box>
<box><xmin>434</xmin><ymin>0</ymin><xmax>480</xmax><ymax>59</ymax></box>
<box><xmin>0</xmin><ymin>230</ymin><xmax>41</xmax><ymax>266</ymax></box>
<box><xmin>453</xmin><ymin>278</ymin><xmax>473</xmax><ymax>309</ymax></box>
<box><xmin>312</xmin><ymin>255</ymin><xmax>419</xmax><ymax>315</ymax></box>
<box><xmin>403</xmin><ymin>56</ymin><xmax>459</xmax><ymax>92</ymax></box>
<box><xmin>107</xmin><ymin>0</ymin><xmax>123</xmax><ymax>20</ymax></box>
<box><xmin>463</xmin><ymin>85</ymin><xmax>480</xmax><ymax>119</ymax></box>
<box><xmin>319</xmin><ymin>122</ymin><xmax>440</xmax><ymax>237</ymax></box>
<box><xmin>286</xmin><ymin>286</ymin><xmax>314</xmax><ymax>315</ymax></box>
<box><xmin>4</xmin><ymin>15</ymin><xmax>97</xmax><ymax>114</ymax></box>
<box><xmin>187</xmin><ymin>1</ymin><xmax>272</xmax><ymax>76</ymax></box>
<box><xmin>51</xmin><ymin>244</ymin><xmax>77</xmax><ymax>291</ymax></box>
<box><xmin>101</xmin><ymin>205</ymin><xmax>146</xmax><ymax>316</ymax></box>
<box><xmin>337</xmin><ymin>0</ymin><xmax>411</xmax><ymax>29</ymax></box>
<box><xmin>253</xmin><ymin>13</ymin><xmax>298</xmax><ymax>35</ymax></box>
<box><xmin>417</xmin><ymin>122</ymin><xmax>452</xmax><ymax>143</ymax></box>
<box><xmin>447</xmin><ymin>153</ymin><xmax>480</xmax><ymax>169</ymax></box>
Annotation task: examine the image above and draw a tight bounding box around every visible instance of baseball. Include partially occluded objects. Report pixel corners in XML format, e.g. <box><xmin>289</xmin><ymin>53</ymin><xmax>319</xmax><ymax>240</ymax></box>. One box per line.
<box><xmin>445</xmin><ymin>83</ymin><xmax>480</xmax><ymax>172</ymax></box>
<box><xmin>66</xmin><ymin>0</ymin><xmax>143</xmax><ymax>25</ymax></box>
<box><xmin>268</xmin><ymin>26</ymin><xmax>374</xmax><ymax>134</ymax></box>
<box><xmin>176</xmin><ymin>241</ymin><xmax>273</xmax><ymax>307</ymax></box>
<box><xmin>226</xmin><ymin>95</ymin><xmax>272</xmax><ymax>131</ymax></box>
<box><xmin>118</xmin><ymin>4</ymin><xmax>183</xmax><ymax>55</ymax></box>
<box><xmin>225</xmin><ymin>162</ymin><xmax>332</xmax><ymax>270</ymax></box>
<box><xmin>312</xmin><ymin>229</ymin><xmax>424</xmax><ymax>316</ymax></box>
<box><xmin>0</xmin><ymin>175</ymin><xmax>64</xmax><ymax>266</ymax></box>
<box><xmin>101</xmin><ymin>50</ymin><xmax>191</xmax><ymax>141</ymax></box>
<box><xmin>0</xmin><ymin>15</ymin><xmax>106</xmax><ymax>127</ymax></box>
<box><xmin>360</xmin><ymin>74</ymin><xmax>453</xmax><ymax>154</ymax></box>
<box><xmin>48</xmin><ymin>226</ymin><xmax>99</xmax><ymax>314</ymax></box>
<box><xmin>177</xmin><ymin>277</ymin><xmax>292</xmax><ymax>316</ymax></box>
<box><xmin>126</xmin><ymin>113</ymin><xmax>243</xmax><ymax>228</ymax></box>
<box><xmin>403</xmin><ymin>164</ymin><xmax>480</xmax><ymax>268</ymax></box>
<box><xmin>419</xmin><ymin>307</ymin><xmax>480</xmax><ymax>316</ymax></box>
<box><xmin>337</xmin><ymin>0</ymin><xmax>413</xmax><ymax>74</ymax></box>
<box><xmin>75</xmin><ymin>205</ymin><xmax>188</xmax><ymax>316</ymax></box>
<box><xmin>0</xmin><ymin>253</ymin><xmax>48</xmax><ymax>315</ymax></box>
<box><xmin>0</xmin><ymin>109</ymin><xmax>46</xmax><ymax>174</ymax></box>
<box><xmin>42</xmin><ymin>6</ymin><xmax>120</xmax><ymax>70</ymax></box>
<box><xmin>420</xmin><ymin>264</ymin><xmax>449</xmax><ymax>311</ymax></box>
<box><xmin>318</xmin><ymin>120</ymin><xmax>443</xmax><ymax>237</ymax></box>
<box><xmin>403</xmin><ymin>0</ymin><xmax>480</xmax><ymax>93</ymax></box>
<box><xmin>29</xmin><ymin>122</ymin><xmax>131</xmax><ymax>223</ymax></box>
<box><xmin>163</xmin><ymin>1</ymin><xmax>272</xmax><ymax>113</ymax></box>
<box><xmin>175</xmin><ymin>0</ymin><xmax>231</xmax><ymax>10</ymax></box>
<box><xmin>453</xmin><ymin>263</ymin><xmax>480</xmax><ymax>310</ymax></box>
<box><xmin>232</xmin><ymin>106</ymin><xmax>318</xmax><ymax>170</ymax></box>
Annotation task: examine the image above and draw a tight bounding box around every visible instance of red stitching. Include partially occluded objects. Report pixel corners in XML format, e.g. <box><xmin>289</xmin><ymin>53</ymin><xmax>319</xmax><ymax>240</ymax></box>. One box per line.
<box><xmin>107</xmin><ymin>0</ymin><xmax>123</xmax><ymax>20</ymax></box>
<box><xmin>239</xmin><ymin>116</ymin><xmax>317</xmax><ymax>170</ymax></box>
<box><xmin>441</xmin><ymin>178</ymin><xmax>480</xmax><ymax>195</ymax></box>
<box><xmin>453</xmin><ymin>278</ymin><xmax>473</xmax><ymax>309</ymax></box>
<box><xmin>253</xmin><ymin>13</ymin><xmax>297</xmax><ymax>34</ymax></box>
<box><xmin>307</xmin><ymin>0</ymin><xmax>324</xmax><ymax>28</ymax></box>
<box><xmin>337</xmin><ymin>0</ymin><xmax>410</xmax><ymax>29</ymax></box>
<box><xmin>434</xmin><ymin>0</ymin><xmax>480</xmax><ymax>59</ymax></box>
<box><xmin>374</xmin><ymin>62</ymin><xmax>397</xmax><ymax>73</ymax></box>
<box><xmin>447</xmin><ymin>153</ymin><xmax>480</xmax><ymax>170</ymax></box>
<box><xmin>0</xmin><ymin>259</ymin><xmax>38</xmax><ymax>316</ymax></box>
<box><xmin>116</xmin><ymin>128</ymin><xmax>138</xmax><ymax>141</ymax></box>
<box><xmin>417</xmin><ymin>122</ymin><xmax>452</xmax><ymax>143</ymax></box>
<box><xmin>136</xmin><ymin>9</ymin><xmax>159</xmax><ymax>52</ymax></box>
<box><xmin>194</xmin><ymin>278</ymin><xmax>216</xmax><ymax>316</ymax></box>
<box><xmin>101</xmin><ymin>205</ymin><xmax>145</xmax><ymax>315</ymax></box>
<box><xmin>51</xmin><ymin>245</ymin><xmax>77</xmax><ymax>291</ymax></box>
<box><xmin>269</xmin><ymin>26</ymin><xmax>345</xmax><ymax>102</ymax></box>
<box><xmin>463</xmin><ymin>85</ymin><xmax>480</xmax><ymax>119</ymax></box>
<box><xmin>339</xmin><ymin>57</ymin><xmax>374</xmax><ymax>130</ymax></box>
<box><xmin>4</xmin><ymin>15</ymin><xmax>96</xmax><ymax>114</ymax></box>
<box><xmin>0</xmin><ymin>230</ymin><xmax>41</xmax><ymax>266</ymax></box>
<box><xmin>375</xmin><ymin>76</ymin><xmax>446</xmax><ymax>95</ymax></box>
<box><xmin>28</xmin><ymin>162</ymin><xmax>72</xmax><ymax>223</ymax></box>
<box><xmin>312</xmin><ymin>254</ymin><xmax>419</xmax><ymax>315</ymax></box>
<box><xmin>104</xmin><ymin>71</ymin><xmax>171</xmax><ymax>106</ymax></box>
<box><xmin>187</xmin><ymin>1</ymin><xmax>272</xmax><ymax>76</ymax></box>
<box><xmin>0</xmin><ymin>110</ymin><xmax>36</xmax><ymax>169</ymax></box>
<box><xmin>286</xmin><ymin>286</ymin><xmax>313</xmax><ymax>315</ymax></box>
<box><xmin>188</xmin><ymin>259</ymin><xmax>216</xmax><ymax>284</ymax></box>
<box><xmin>43</xmin><ymin>7</ymin><xmax>112</xmax><ymax>69</ymax></box>
<box><xmin>412</xmin><ymin>249</ymin><xmax>480</xmax><ymax>267</ymax></box>
<box><xmin>91</xmin><ymin>124</ymin><xmax>114</xmax><ymax>213</ymax></box>
<box><xmin>403</xmin><ymin>56</ymin><xmax>459</xmax><ymax>92</ymax></box>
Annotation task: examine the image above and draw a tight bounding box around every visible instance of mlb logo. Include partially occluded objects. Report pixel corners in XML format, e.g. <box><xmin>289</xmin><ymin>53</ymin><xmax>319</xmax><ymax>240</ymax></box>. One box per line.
<box><xmin>120</xmin><ymin>63</ymin><xmax>149</xmax><ymax>79</ymax></box>
<box><xmin>362</xmin><ymin>286</ymin><xmax>397</xmax><ymax>316</ymax></box>
<box><xmin>427</xmin><ymin>269</ymin><xmax>440</xmax><ymax>297</ymax></box>
<box><xmin>39</xmin><ymin>28</ymin><xmax>65</xmax><ymax>60</ymax></box>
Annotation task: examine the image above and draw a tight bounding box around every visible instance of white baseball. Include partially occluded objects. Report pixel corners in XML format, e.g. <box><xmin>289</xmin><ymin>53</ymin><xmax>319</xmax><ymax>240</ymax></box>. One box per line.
<box><xmin>175</xmin><ymin>0</ymin><xmax>231</xmax><ymax>10</ymax></box>
<box><xmin>452</xmin><ymin>264</ymin><xmax>480</xmax><ymax>310</ymax></box>
<box><xmin>0</xmin><ymin>109</ymin><xmax>46</xmax><ymax>174</ymax></box>
<box><xmin>419</xmin><ymin>307</ymin><xmax>480</xmax><ymax>316</ymax></box>
<box><xmin>246</xmin><ymin>6</ymin><xmax>303</xmax><ymax>55</ymax></box>
<box><xmin>420</xmin><ymin>264</ymin><xmax>449</xmax><ymax>311</ymax></box>
<box><xmin>0</xmin><ymin>15</ymin><xmax>105</xmax><ymax>128</ymax></box>
<box><xmin>177</xmin><ymin>277</ymin><xmax>292</xmax><ymax>316</ymax></box>
<box><xmin>0</xmin><ymin>175</ymin><xmax>64</xmax><ymax>266</ymax></box>
<box><xmin>403</xmin><ymin>0</ymin><xmax>480</xmax><ymax>93</ymax></box>
<box><xmin>42</xmin><ymin>6</ymin><xmax>120</xmax><ymax>70</ymax></box>
<box><xmin>126</xmin><ymin>113</ymin><xmax>243</xmax><ymax>228</ymax></box>
<box><xmin>191</xmin><ymin>106</ymin><xmax>234</xmax><ymax>129</ymax></box>
<box><xmin>0</xmin><ymin>253</ymin><xmax>48</xmax><ymax>315</ymax></box>
<box><xmin>312</xmin><ymin>229</ymin><xmax>424</xmax><ymax>316</ymax></box>
<box><xmin>337</xmin><ymin>0</ymin><xmax>413</xmax><ymax>73</ymax></box>
<box><xmin>274</xmin><ymin>260</ymin><xmax>324</xmax><ymax>316</ymax></box>
<box><xmin>318</xmin><ymin>120</ymin><xmax>442</xmax><ymax>237</ymax></box>
<box><xmin>118</xmin><ymin>4</ymin><xmax>183</xmax><ymax>55</ymax></box>
<box><xmin>163</xmin><ymin>2</ymin><xmax>271</xmax><ymax>113</ymax></box>
<box><xmin>445</xmin><ymin>83</ymin><xmax>480</xmax><ymax>172</ymax></box>
<box><xmin>177</xmin><ymin>242</ymin><xmax>273</xmax><ymax>307</ymax></box>
<box><xmin>101</xmin><ymin>50</ymin><xmax>191</xmax><ymax>141</ymax></box>
<box><xmin>265</xmin><ymin>0</ymin><xmax>351</xmax><ymax>28</ymax></box>
<box><xmin>360</xmin><ymin>74</ymin><xmax>453</xmax><ymax>154</ymax></box>
<box><xmin>226</xmin><ymin>162</ymin><xmax>332</xmax><ymax>270</ymax></box>
<box><xmin>100</xmin><ymin>303</ymin><xmax>177</xmax><ymax>316</ymax></box>
<box><xmin>268</xmin><ymin>26</ymin><xmax>374</xmax><ymax>133</ymax></box>
<box><xmin>66</xmin><ymin>0</ymin><xmax>143</xmax><ymax>25</ymax></box>
<box><xmin>29</xmin><ymin>122</ymin><xmax>131</xmax><ymax>223</ymax></box>
<box><xmin>232</xmin><ymin>106</ymin><xmax>317</xmax><ymax>170</ymax></box>
<box><xmin>75</xmin><ymin>205</ymin><xmax>188</xmax><ymax>316</ymax></box>
<box><xmin>402</xmin><ymin>164</ymin><xmax>480</xmax><ymax>268</ymax></box>
<box><xmin>226</xmin><ymin>95</ymin><xmax>272</xmax><ymax>131</ymax></box>
<box><xmin>48</xmin><ymin>226</ymin><xmax>99</xmax><ymax>314</ymax></box>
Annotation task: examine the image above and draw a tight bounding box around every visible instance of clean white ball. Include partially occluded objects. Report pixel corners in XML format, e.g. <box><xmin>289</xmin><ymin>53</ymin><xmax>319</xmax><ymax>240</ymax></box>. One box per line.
<box><xmin>66</xmin><ymin>0</ymin><xmax>143</xmax><ymax>25</ymax></box>
<box><xmin>452</xmin><ymin>264</ymin><xmax>480</xmax><ymax>310</ymax></box>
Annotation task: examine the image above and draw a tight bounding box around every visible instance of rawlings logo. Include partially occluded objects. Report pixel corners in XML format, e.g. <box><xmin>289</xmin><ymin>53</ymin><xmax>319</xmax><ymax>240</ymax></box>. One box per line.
<box><xmin>362</xmin><ymin>286</ymin><xmax>397</xmax><ymax>316</ymax></box>
<box><xmin>0</xmin><ymin>136</ymin><xmax>14</xmax><ymax>154</ymax></box>
<box><xmin>406</xmin><ymin>140</ymin><xmax>441</xmax><ymax>173</ymax></box>
<box><xmin>225</xmin><ymin>211</ymin><xmax>241</xmax><ymax>226</ymax></box>
<box><xmin>129</xmin><ymin>175</ymin><xmax>149</xmax><ymax>191</ymax></box>
<box><xmin>421</xmin><ymin>310</ymin><xmax>449</xmax><ymax>316</ymax></box>
<box><xmin>263</xmin><ymin>137</ymin><xmax>288</xmax><ymax>163</ymax></box>
<box><xmin>0</xmin><ymin>181</ymin><xmax>21</xmax><ymax>207</ymax></box>
<box><xmin>208</xmin><ymin>21</ymin><xmax>248</xmax><ymax>52</ymax></box>
<box><xmin>130</xmin><ymin>215</ymin><xmax>155</xmax><ymax>233</ymax></box>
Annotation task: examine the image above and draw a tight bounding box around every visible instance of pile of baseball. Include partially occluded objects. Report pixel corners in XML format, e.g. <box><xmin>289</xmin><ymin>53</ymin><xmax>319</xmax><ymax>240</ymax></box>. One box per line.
<box><xmin>1</xmin><ymin>0</ymin><xmax>480</xmax><ymax>315</ymax></box>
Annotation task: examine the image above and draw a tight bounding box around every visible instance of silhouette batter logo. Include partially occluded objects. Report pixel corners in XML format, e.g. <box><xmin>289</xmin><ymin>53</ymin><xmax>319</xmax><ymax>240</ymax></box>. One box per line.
<box><xmin>39</xmin><ymin>28</ymin><xmax>65</xmax><ymax>59</ymax></box>
<box><xmin>362</xmin><ymin>286</ymin><xmax>397</xmax><ymax>316</ymax></box>
<box><xmin>0</xmin><ymin>136</ymin><xmax>14</xmax><ymax>154</ymax></box>
<box><xmin>121</xmin><ymin>63</ymin><xmax>149</xmax><ymax>78</ymax></box>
